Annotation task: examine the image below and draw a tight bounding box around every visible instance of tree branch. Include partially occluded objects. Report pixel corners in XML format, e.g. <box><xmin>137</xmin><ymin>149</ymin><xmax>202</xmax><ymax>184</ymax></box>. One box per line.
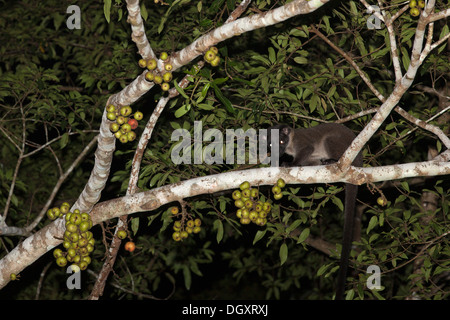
<box><xmin>126</xmin><ymin>0</ymin><xmax>155</xmax><ymax>59</ymax></box>
<box><xmin>0</xmin><ymin>134</ymin><xmax>99</xmax><ymax>236</ymax></box>
<box><xmin>1</xmin><ymin>159</ymin><xmax>449</xmax><ymax>289</ymax></box>
<box><xmin>170</xmin><ymin>0</ymin><xmax>331</xmax><ymax>71</ymax></box>
<box><xmin>339</xmin><ymin>0</ymin><xmax>444</xmax><ymax>169</ymax></box>
<box><xmin>311</xmin><ymin>13</ymin><xmax>450</xmax><ymax>155</ymax></box>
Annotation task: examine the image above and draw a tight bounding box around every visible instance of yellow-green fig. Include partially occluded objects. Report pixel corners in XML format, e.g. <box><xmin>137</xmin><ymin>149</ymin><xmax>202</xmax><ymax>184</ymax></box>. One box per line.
<box><xmin>138</xmin><ymin>59</ymin><xmax>147</xmax><ymax>68</ymax></box>
<box><xmin>147</xmin><ymin>59</ymin><xmax>157</xmax><ymax>70</ymax></box>
<box><xmin>204</xmin><ymin>50</ymin><xmax>216</xmax><ymax>62</ymax></box>
<box><xmin>163</xmin><ymin>72</ymin><xmax>173</xmax><ymax>82</ymax></box>
<box><xmin>160</xmin><ymin>52</ymin><xmax>169</xmax><ymax>61</ymax></box>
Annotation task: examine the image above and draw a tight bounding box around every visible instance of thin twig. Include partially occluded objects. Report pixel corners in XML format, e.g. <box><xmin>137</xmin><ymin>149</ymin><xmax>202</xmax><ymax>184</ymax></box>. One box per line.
<box><xmin>0</xmin><ymin>134</ymin><xmax>99</xmax><ymax>236</ymax></box>
<box><xmin>2</xmin><ymin>104</ymin><xmax>26</xmax><ymax>221</ymax></box>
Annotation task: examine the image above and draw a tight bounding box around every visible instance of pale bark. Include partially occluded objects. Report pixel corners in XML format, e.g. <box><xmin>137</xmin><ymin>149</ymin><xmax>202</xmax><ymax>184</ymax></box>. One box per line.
<box><xmin>1</xmin><ymin>158</ymin><xmax>449</xmax><ymax>289</ymax></box>
<box><xmin>1</xmin><ymin>0</ymin><xmax>449</xmax><ymax>291</ymax></box>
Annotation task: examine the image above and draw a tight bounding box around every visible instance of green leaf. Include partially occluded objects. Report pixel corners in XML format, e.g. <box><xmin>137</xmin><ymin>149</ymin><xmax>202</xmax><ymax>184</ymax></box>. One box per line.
<box><xmin>279</xmin><ymin>243</ymin><xmax>288</xmax><ymax>266</ymax></box>
<box><xmin>212</xmin><ymin>77</ymin><xmax>228</xmax><ymax>86</ymax></box>
<box><xmin>158</xmin><ymin>0</ymin><xmax>190</xmax><ymax>33</ymax></box>
<box><xmin>197</xmin><ymin>103</ymin><xmax>215</xmax><ymax>111</ymax></box>
<box><xmin>290</xmin><ymin>28</ymin><xmax>307</xmax><ymax>38</ymax></box>
<box><xmin>372</xmin><ymin>290</ymin><xmax>386</xmax><ymax>300</ymax></box>
<box><xmin>385</xmin><ymin>122</ymin><xmax>396</xmax><ymax>130</ymax></box>
<box><xmin>60</xmin><ymin>133</ymin><xmax>69</xmax><ymax>149</ymax></box>
<box><xmin>182</xmin><ymin>265</ymin><xmax>191</xmax><ymax>290</ymax></box>
<box><xmin>189</xmin><ymin>259</ymin><xmax>203</xmax><ymax>277</ymax></box>
<box><xmin>147</xmin><ymin>213</ymin><xmax>161</xmax><ymax>228</ymax></box>
<box><xmin>355</xmin><ymin>34</ymin><xmax>367</xmax><ymax>56</ymax></box>
<box><xmin>174</xmin><ymin>81</ymin><xmax>190</xmax><ymax>99</ymax></box>
<box><xmin>323</xmin><ymin>15</ymin><xmax>333</xmax><ymax>34</ymax></box>
<box><xmin>226</xmin><ymin>0</ymin><xmax>236</xmax><ymax>10</ymax></box>
<box><xmin>331</xmin><ymin>196</ymin><xmax>344</xmax><ymax>212</ymax></box>
<box><xmin>52</xmin><ymin>12</ymin><xmax>65</xmax><ymax>30</ymax></box>
<box><xmin>438</xmin><ymin>24</ymin><xmax>449</xmax><ymax>53</ymax></box>
<box><xmin>349</xmin><ymin>1</ymin><xmax>358</xmax><ymax>15</ymax></box>
<box><xmin>210</xmin><ymin>81</ymin><xmax>235</xmax><ymax>114</ymax></box>
<box><xmin>103</xmin><ymin>0</ymin><xmax>111</xmax><ymax>23</ymax></box>
<box><xmin>213</xmin><ymin>219</ymin><xmax>224</xmax><ymax>243</ymax></box>
<box><xmin>268</xmin><ymin>47</ymin><xmax>276</xmax><ymax>64</ymax></box>
<box><xmin>149</xmin><ymin>173</ymin><xmax>163</xmax><ymax>187</ymax></box>
<box><xmin>197</xmin><ymin>83</ymin><xmax>211</xmax><ymax>103</ymax></box>
<box><xmin>367</xmin><ymin>216</ymin><xmax>378</xmax><ymax>234</ymax></box>
<box><xmin>160</xmin><ymin>208</ymin><xmax>172</xmax><ymax>233</ymax></box>
<box><xmin>436</xmin><ymin>140</ymin><xmax>442</xmax><ymax>153</ymax></box>
<box><xmin>285</xmin><ymin>219</ymin><xmax>302</xmax><ymax>234</ymax></box>
<box><xmin>253</xmin><ymin>229</ymin><xmax>267</xmax><ymax>245</ymax></box>
<box><xmin>371</xmin><ymin>47</ymin><xmax>390</xmax><ymax>60</ymax></box>
<box><xmin>345</xmin><ymin>289</ymin><xmax>355</xmax><ymax>300</ymax></box>
<box><xmin>11</xmin><ymin>194</ymin><xmax>19</xmax><ymax>207</ymax></box>
<box><xmin>140</xmin><ymin>3</ymin><xmax>148</xmax><ymax>21</ymax></box>
<box><xmin>174</xmin><ymin>104</ymin><xmax>191</xmax><ymax>118</ymax></box>
<box><xmin>309</xmin><ymin>94</ymin><xmax>319</xmax><ymax>113</ymax></box>
<box><xmin>208</xmin><ymin>0</ymin><xmax>226</xmax><ymax>13</ymax></box>
<box><xmin>219</xmin><ymin>198</ymin><xmax>226</xmax><ymax>213</ymax></box>
<box><xmin>401</xmin><ymin>47</ymin><xmax>411</xmax><ymax>71</ymax></box>
<box><xmin>68</xmin><ymin>112</ymin><xmax>75</xmax><ymax>124</ymax></box>
<box><xmin>199</xmin><ymin>19</ymin><xmax>212</xmax><ymax>28</ymax></box>
<box><xmin>252</xmin><ymin>55</ymin><xmax>271</xmax><ymax>66</ymax></box>
<box><xmin>297</xmin><ymin>228</ymin><xmax>310</xmax><ymax>244</ymax></box>
<box><xmin>317</xmin><ymin>263</ymin><xmax>332</xmax><ymax>276</ymax></box>
<box><xmin>401</xmin><ymin>181</ymin><xmax>410</xmax><ymax>192</ymax></box>
<box><xmin>403</xmin><ymin>210</ymin><xmax>411</xmax><ymax>220</ymax></box>
<box><xmin>293</xmin><ymin>56</ymin><xmax>308</xmax><ymax>64</ymax></box>
<box><xmin>130</xmin><ymin>217</ymin><xmax>139</xmax><ymax>235</ymax></box>
<box><xmin>327</xmin><ymin>85</ymin><xmax>336</xmax><ymax>98</ymax></box>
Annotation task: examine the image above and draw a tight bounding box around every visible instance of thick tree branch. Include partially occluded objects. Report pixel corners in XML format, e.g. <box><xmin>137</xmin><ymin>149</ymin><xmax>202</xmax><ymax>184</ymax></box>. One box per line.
<box><xmin>126</xmin><ymin>0</ymin><xmax>155</xmax><ymax>59</ymax></box>
<box><xmin>426</xmin><ymin>7</ymin><xmax>450</xmax><ymax>23</ymax></box>
<box><xmin>1</xmin><ymin>159</ymin><xmax>449</xmax><ymax>289</ymax></box>
<box><xmin>170</xmin><ymin>0</ymin><xmax>330</xmax><ymax>71</ymax></box>
<box><xmin>71</xmin><ymin>107</ymin><xmax>116</xmax><ymax>213</ymax></box>
<box><xmin>1</xmin><ymin>0</ymin><xmax>447</xmax><ymax>296</ymax></box>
